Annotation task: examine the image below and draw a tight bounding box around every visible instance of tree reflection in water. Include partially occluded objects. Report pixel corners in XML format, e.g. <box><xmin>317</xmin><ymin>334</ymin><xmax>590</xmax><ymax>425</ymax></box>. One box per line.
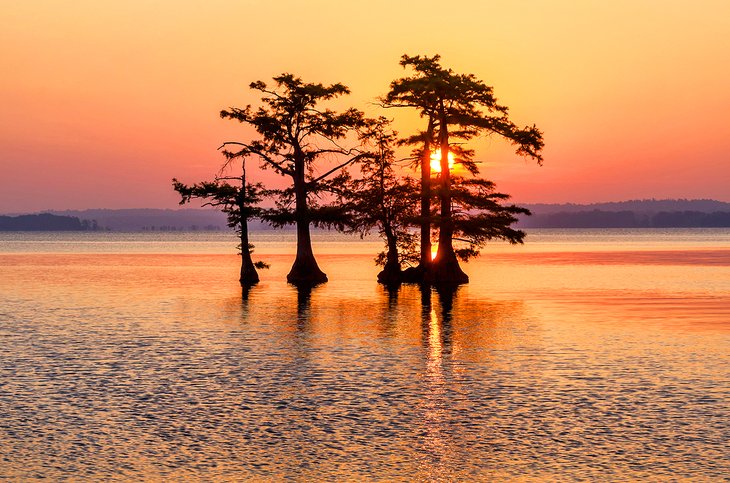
<box><xmin>223</xmin><ymin>280</ymin><xmax>530</xmax><ymax>480</ymax></box>
<box><xmin>229</xmin><ymin>280</ymin><xmax>528</xmax><ymax>362</ymax></box>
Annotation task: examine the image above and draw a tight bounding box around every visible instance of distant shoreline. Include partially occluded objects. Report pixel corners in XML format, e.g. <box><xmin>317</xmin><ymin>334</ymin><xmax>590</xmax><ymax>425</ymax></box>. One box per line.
<box><xmin>2</xmin><ymin>199</ymin><xmax>730</xmax><ymax>231</ymax></box>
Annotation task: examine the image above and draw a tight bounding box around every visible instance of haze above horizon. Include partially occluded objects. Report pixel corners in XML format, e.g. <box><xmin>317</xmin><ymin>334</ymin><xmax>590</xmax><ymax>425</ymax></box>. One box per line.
<box><xmin>2</xmin><ymin>0</ymin><xmax>729</xmax><ymax>212</ymax></box>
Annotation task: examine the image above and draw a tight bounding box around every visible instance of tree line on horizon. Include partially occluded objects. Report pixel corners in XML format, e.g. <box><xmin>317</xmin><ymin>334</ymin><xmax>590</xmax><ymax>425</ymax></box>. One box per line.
<box><xmin>173</xmin><ymin>55</ymin><xmax>544</xmax><ymax>287</ymax></box>
<box><xmin>0</xmin><ymin>214</ymin><xmax>99</xmax><ymax>231</ymax></box>
<box><xmin>519</xmin><ymin>209</ymin><xmax>730</xmax><ymax>228</ymax></box>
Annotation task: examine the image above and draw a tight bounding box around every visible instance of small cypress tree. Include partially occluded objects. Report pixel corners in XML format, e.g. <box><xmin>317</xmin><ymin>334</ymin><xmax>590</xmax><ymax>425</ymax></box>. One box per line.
<box><xmin>172</xmin><ymin>158</ymin><xmax>268</xmax><ymax>286</ymax></box>
<box><xmin>345</xmin><ymin>117</ymin><xmax>419</xmax><ymax>284</ymax></box>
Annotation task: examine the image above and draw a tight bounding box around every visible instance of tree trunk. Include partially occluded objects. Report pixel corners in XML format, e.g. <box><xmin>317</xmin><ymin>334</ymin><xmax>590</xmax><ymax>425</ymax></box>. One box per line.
<box><xmin>402</xmin><ymin>121</ymin><xmax>435</xmax><ymax>285</ymax></box>
<box><xmin>430</xmin><ymin>116</ymin><xmax>468</xmax><ymax>285</ymax></box>
<box><xmin>287</xmin><ymin>217</ymin><xmax>327</xmax><ymax>286</ymax></box>
<box><xmin>238</xmin><ymin>162</ymin><xmax>259</xmax><ymax>286</ymax></box>
<box><xmin>239</xmin><ymin>219</ymin><xmax>259</xmax><ymax>286</ymax></box>
<box><xmin>287</xmin><ymin>167</ymin><xmax>327</xmax><ymax>286</ymax></box>
<box><xmin>419</xmin><ymin>120</ymin><xmax>434</xmax><ymax>272</ymax></box>
<box><xmin>377</xmin><ymin>228</ymin><xmax>402</xmax><ymax>285</ymax></box>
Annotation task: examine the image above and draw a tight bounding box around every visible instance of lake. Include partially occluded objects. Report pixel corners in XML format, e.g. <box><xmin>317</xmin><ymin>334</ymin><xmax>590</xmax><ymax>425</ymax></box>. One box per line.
<box><xmin>1</xmin><ymin>229</ymin><xmax>728</xmax><ymax>480</ymax></box>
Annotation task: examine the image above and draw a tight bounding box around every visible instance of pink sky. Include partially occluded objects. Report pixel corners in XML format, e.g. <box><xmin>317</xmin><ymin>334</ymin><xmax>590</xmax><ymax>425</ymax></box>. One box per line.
<box><xmin>1</xmin><ymin>0</ymin><xmax>729</xmax><ymax>212</ymax></box>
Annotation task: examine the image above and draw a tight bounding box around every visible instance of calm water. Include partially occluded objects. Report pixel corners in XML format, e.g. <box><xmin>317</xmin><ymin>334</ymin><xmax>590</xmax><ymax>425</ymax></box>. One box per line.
<box><xmin>1</xmin><ymin>229</ymin><xmax>728</xmax><ymax>480</ymax></box>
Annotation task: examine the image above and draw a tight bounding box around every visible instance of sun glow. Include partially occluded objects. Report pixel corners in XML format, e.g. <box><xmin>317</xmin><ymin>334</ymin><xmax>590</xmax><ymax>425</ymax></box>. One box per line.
<box><xmin>430</xmin><ymin>149</ymin><xmax>455</xmax><ymax>173</ymax></box>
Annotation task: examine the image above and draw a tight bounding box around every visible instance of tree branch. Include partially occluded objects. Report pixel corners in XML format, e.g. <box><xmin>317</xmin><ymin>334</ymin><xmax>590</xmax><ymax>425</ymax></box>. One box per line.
<box><xmin>309</xmin><ymin>153</ymin><xmax>368</xmax><ymax>185</ymax></box>
<box><xmin>219</xmin><ymin>141</ymin><xmax>295</xmax><ymax>177</ymax></box>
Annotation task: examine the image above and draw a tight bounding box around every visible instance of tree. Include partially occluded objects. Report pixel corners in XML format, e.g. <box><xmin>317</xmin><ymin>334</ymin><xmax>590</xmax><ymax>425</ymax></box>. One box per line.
<box><xmin>393</xmin><ymin>125</ymin><xmax>437</xmax><ymax>283</ymax></box>
<box><xmin>384</xmin><ymin>54</ymin><xmax>544</xmax><ymax>284</ymax></box>
<box><xmin>172</xmin><ymin>158</ymin><xmax>268</xmax><ymax>286</ymax></box>
<box><xmin>382</xmin><ymin>84</ymin><xmax>438</xmax><ymax>279</ymax></box>
<box><xmin>345</xmin><ymin>117</ymin><xmax>419</xmax><ymax>285</ymax></box>
<box><xmin>219</xmin><ymin>74</ymin><xmax>367</xmax><ymax>286</ymax></box>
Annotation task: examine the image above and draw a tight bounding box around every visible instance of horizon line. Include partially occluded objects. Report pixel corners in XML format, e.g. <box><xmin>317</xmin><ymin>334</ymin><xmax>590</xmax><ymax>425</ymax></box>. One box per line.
<box><xmin>2</xmin><ymin>197</ymin><xmax>727</xmax><ymax>215</ymax></box>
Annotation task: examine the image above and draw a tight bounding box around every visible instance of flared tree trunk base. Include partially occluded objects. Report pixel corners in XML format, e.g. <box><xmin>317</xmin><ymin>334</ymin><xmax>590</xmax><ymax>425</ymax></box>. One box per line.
<box><xmin>401</xmin><ymin>265</ymin><xmax>428</xmax><ymax>284</ymax></box>
<box><xmin>240</xmin><ymin>255</ymin><xmax>260</xmax><ymax>286</ymax></box>
<box><xmin>287</xmin><ymin>256</ymin><xmax>328</xmax><ymax>287</ymax></box>
<box><xmin>399</xmin><ymin>263</ymin><xmax>469</xmax><ymax>286</ymax></box>
<box><xmin>429</xmin><ymin>256</ymin><xmax>469</xmax><ymax>285</ymax></box>
<box><xmin>380</xmin><ymin>255</ymin><xmax>470</xmax><ymax>287</ymax></box>
<box><xmin>377</xmin><ymin>262</ymin><xmax>402</xmax><ymax>286</ymax></box>
<box><xmin>240</xmin><ymin>270</ymin><xmax>260</xmax><ymax>286</ymax></box>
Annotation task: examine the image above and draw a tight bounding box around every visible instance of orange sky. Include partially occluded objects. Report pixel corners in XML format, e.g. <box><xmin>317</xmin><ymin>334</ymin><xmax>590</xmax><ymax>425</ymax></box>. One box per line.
<box><xmin>1</xmin><ymin>0</ymin><xmax>729</xmax><ymax>212</ymax></box>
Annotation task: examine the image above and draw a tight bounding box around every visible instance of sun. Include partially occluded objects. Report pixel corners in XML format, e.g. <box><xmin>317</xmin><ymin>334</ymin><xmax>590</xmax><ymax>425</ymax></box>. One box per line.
<box><xmin>430</xmin><ymin>149</ymin><xmax>455</xmax><ymax>173</ymax></box>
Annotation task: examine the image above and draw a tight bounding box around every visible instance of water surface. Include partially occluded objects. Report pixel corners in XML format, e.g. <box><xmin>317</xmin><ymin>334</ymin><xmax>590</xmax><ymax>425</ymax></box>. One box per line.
<box><xmin>1</xmin><ymin>229</ymin><xmax>728</xmax><ymax>480</ymax></box>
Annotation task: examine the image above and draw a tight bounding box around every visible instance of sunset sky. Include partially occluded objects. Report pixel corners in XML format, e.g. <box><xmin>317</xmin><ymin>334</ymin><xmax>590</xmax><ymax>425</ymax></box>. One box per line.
<box><xmin>2</xmin><ymin>0</ymin><xmax>729</xmax><ymax>212</ymax></box>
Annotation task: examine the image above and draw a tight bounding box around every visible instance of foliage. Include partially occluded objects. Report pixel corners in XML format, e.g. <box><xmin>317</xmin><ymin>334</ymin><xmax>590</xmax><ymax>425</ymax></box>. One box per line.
<box><xmin>443</xmin><ymin>177</ymin><xmax>531</xmax><ymax>260</ymax></box>
<box><xmin>385</xmin><ymin>54</ymin><xmax>544</xmax><ymax>167</ymax></box>
<box><xmin>345</xmin><ymin>117</ymin><xmax>420</xmax><ymax>267</ymax></box>
<box><xmin>383</xmin><ymin>54</ymin><xmax>543</xmax><ymax>279</ymax></box>
<box><xmin>219</xmin><ymin>74</ymin><xmax>368</xmax><ymax>230</ymax></box>
<box><xmin>172</xmin><ymin>179</ymin><xmax>264</xmax><ymax>232</ymax></box>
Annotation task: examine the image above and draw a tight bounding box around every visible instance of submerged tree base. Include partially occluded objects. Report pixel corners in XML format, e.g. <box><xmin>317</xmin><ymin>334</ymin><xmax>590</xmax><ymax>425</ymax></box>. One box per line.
<box><xmin>239</xmin><ymin>272</ymin><xmax>260</xmax><ymax>286</ymax></box>
<box><xmin>377</xmin><ymin>263</ymin><xmax>403</xmax><ymax>286</ymax></box>
<box><xmin>429</xmin><ymin>257</ymin><xmax>469</xmax><ymax>285</ymax></box>
<box><xmin>286</xmin><ymin>259</ymin><xmax>328</xmax><ymax>287</ymax></box>
<box><xmin>287</xmin><ymin>272</ymin><xmax>328</xmax><ymax>287</ymax></box>
<box><xmin>388</xmin><ymin>262</ymin><xmax>469</xmax><ymax>286</ymax></box>
<box><xmin>240</xmin><ymin>253</ymin><xmax>260</xmax><ymax>286</ymax></box>
<box><xmin>238</xmin><ymin>271</ymin><xmax>259</xmax><ymax>287</ymax></box>
<box><xmin>400</xmin><ymin>265</ymin><xmax>427</xmax><ymax>284</ymax></box>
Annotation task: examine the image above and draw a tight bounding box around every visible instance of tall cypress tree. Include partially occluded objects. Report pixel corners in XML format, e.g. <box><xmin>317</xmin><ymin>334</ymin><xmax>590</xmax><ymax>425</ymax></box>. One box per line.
<box><xmin>385</xmin><ymin>54</ymin><xmax>544</xmax><ymax>284</ymax></box>
<box><xmin>220</xmin><ymin>74</ymin><xmax>367</xmax><ymax>286</ymax></box>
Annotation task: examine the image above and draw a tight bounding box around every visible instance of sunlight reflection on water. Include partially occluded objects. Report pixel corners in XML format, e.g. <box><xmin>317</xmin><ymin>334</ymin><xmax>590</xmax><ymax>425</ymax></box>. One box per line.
<box><xmin>0</xmin><ymin>230</ymin><xmax>728</xmax><ymax>480</ymax></box>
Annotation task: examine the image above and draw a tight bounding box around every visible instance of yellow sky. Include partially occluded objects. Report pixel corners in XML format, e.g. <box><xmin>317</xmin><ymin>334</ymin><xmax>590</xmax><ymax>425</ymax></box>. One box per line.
<box><xmin>1</xmin><ymin>0</ymin><xmax>729</xmax><ymax>211</ymax></box>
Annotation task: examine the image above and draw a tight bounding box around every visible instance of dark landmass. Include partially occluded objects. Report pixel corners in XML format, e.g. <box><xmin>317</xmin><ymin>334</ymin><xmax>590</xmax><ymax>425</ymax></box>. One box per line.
<box><xmin>48</xmin><ymin>209</ymin><xmax>275</xmax><ymax>232</ymax></box>
<box><xmin>45</xmin><ymin>208</ymin><xmax>225</xmax><ymax>232</ymax></box>
<box><xmin>2</xmin><ymin>200</ymin><xmax>729</xmax><ymax>231</ymax></box>
<box><xmin>516</xmin><ymin>199</ymin><xmax>730</xmax><ymax>228</ymax></box>
<box><xmin>0</xmin><ymin>214</ymin><xmax>97</xmax><ymax>231</ymax></box>
<box><xmin>523</xmin><ymin>199</ymin><xmax>730</xmax><ymax>215</ymax></box>
<box><xmin>517</xmin><ymin>210</ymin><xmax>730</xmax><ymax>228</ymax></box>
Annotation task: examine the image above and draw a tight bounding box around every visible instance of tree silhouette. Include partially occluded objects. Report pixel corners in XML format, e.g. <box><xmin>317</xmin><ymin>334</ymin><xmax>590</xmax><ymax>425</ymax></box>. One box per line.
<box><xmin>384</xmin><ymin>54</ymin><xmax>544</xmax><ymax>284</ymax></box>
<box><xmin>345</xmin><ymin>117</ymin><xmax>419</xmax><ymax>285</ymax></box>
<box><xmin>219</xmin><ymin>74</ymin><xmax>367</xmax><ymax>286</ymax></box>
<box><xmin>172</xmin><ymin>158</ymin><xmax>268</xmax><ymax>286</ymax></box>
<box><xmin>382</xmin><ymin>88</ymin><xmax>437</xmax><ymax>279</ymax></box>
